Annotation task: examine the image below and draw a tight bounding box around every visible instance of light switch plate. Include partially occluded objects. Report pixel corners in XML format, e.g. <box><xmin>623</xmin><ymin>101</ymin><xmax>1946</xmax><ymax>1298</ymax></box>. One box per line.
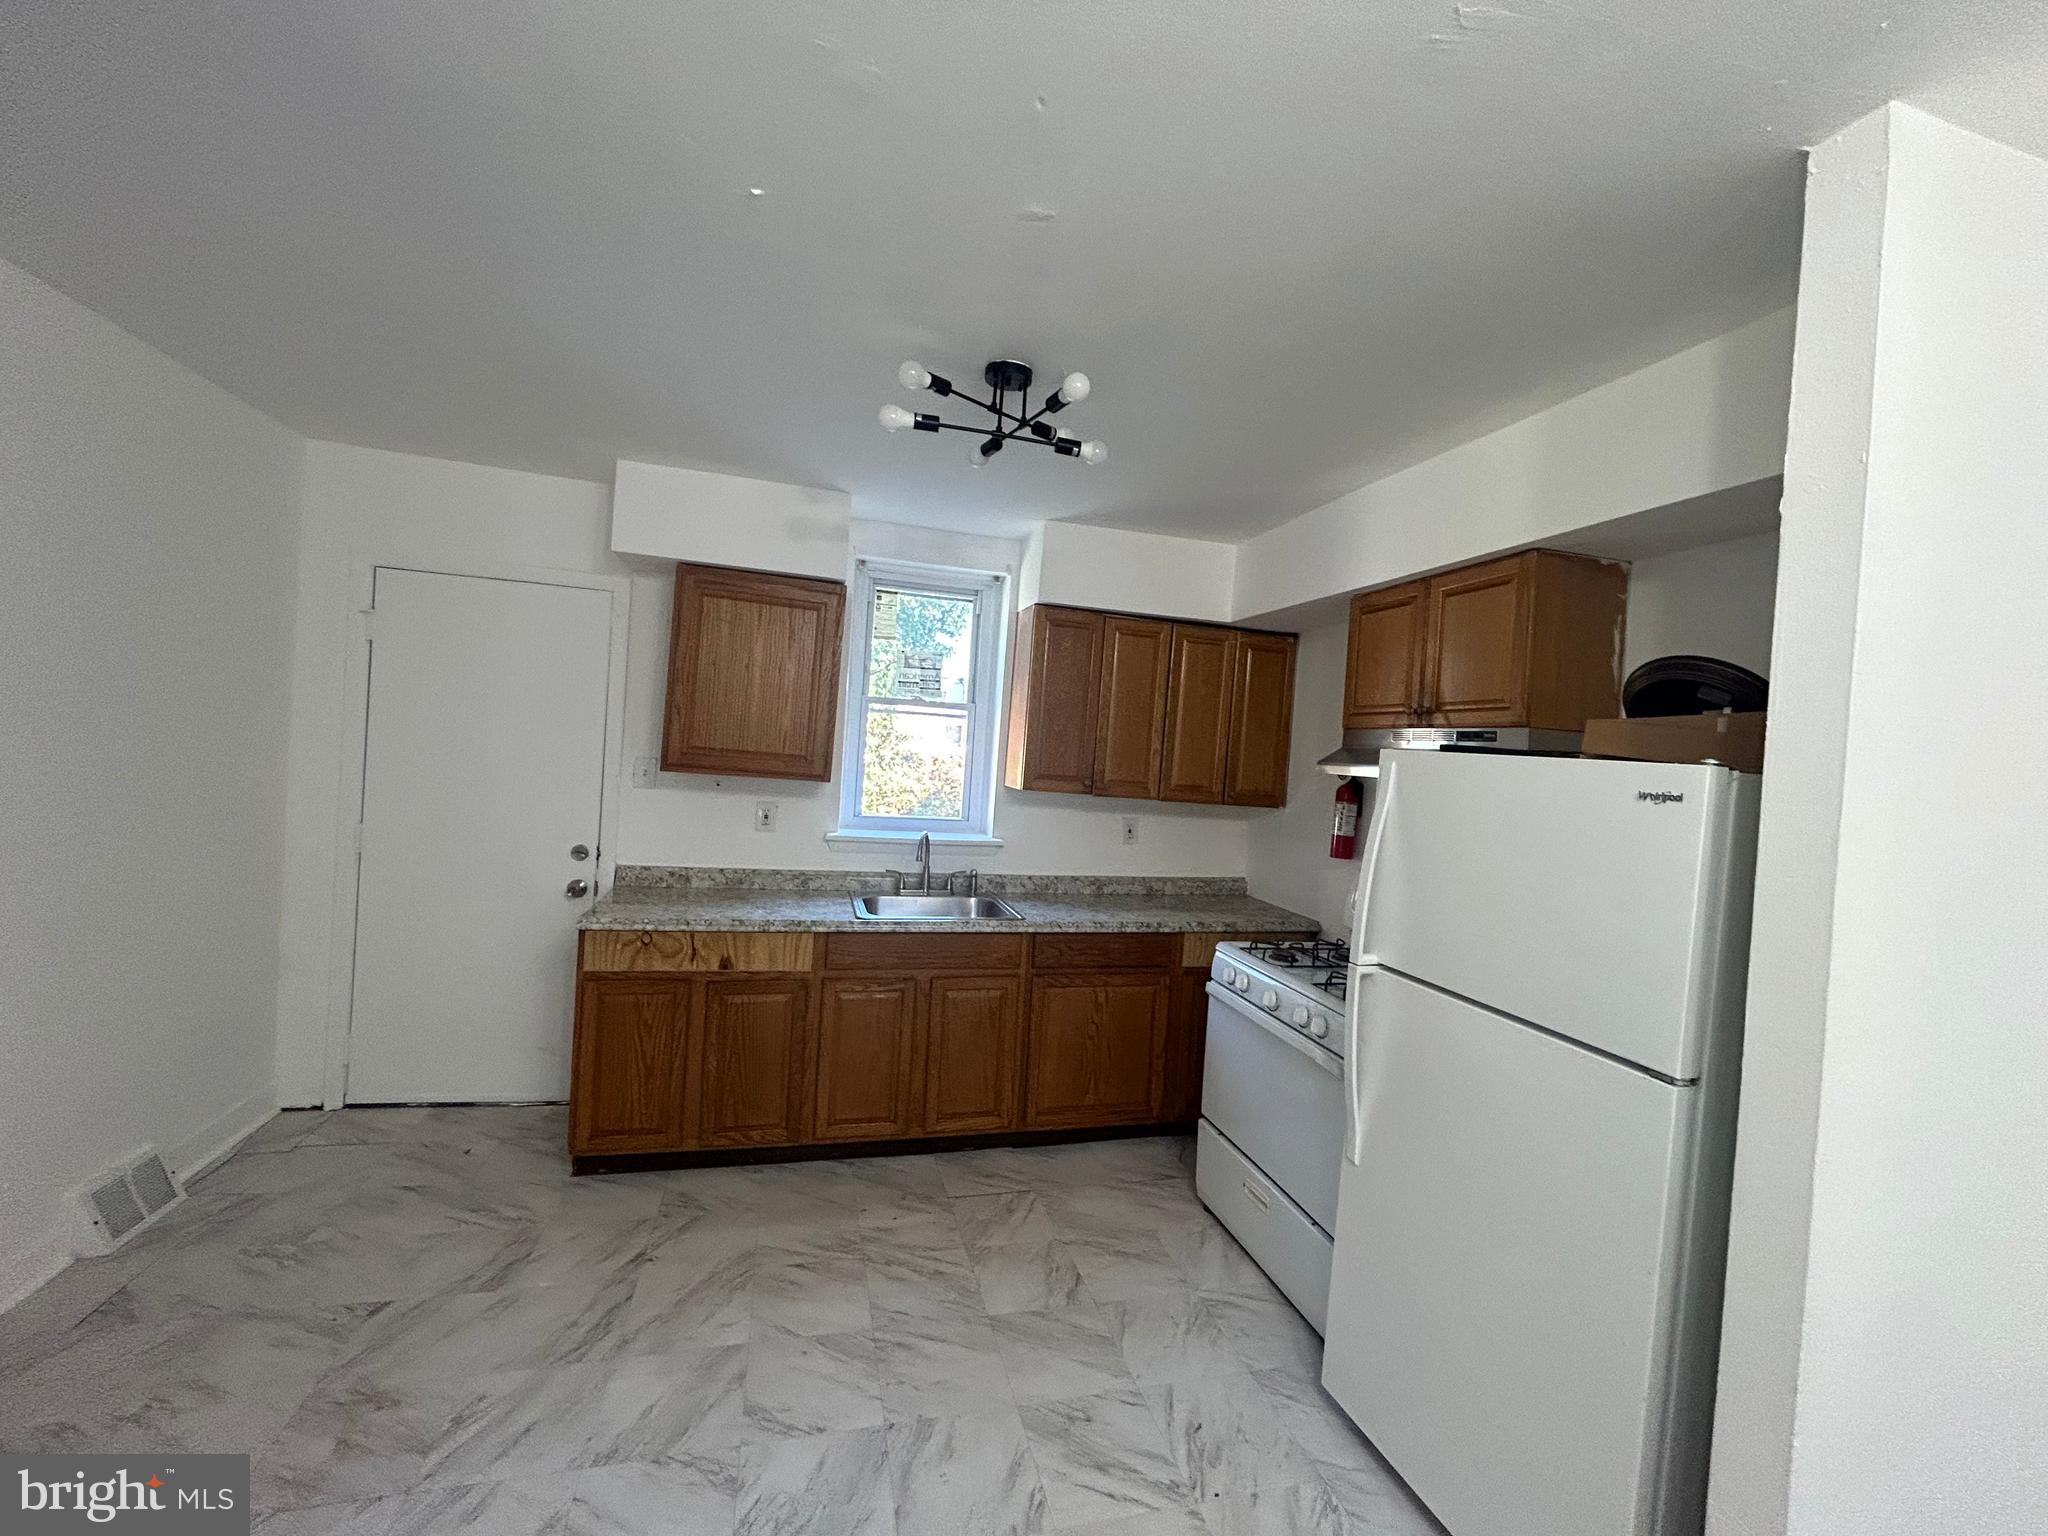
<box><xmin>754</xmin><ymin>801</ymin><xmax>778</xmax><ymax>832</ymax></box>
<box><xmin>631</xmin><ymin>756</ymin><xmax>660</xmax><ymax>788</ymax></box>
<box><xmin>1121</xmin><ymin>816</ymin><xmax>1139</xmax><ymax>846</ymax></box>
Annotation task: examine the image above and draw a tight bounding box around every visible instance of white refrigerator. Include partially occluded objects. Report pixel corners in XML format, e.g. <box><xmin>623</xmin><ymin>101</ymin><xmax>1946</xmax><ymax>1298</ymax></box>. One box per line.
<box><xmin>1322</xmin><ymin>750</ymin><xmax>1760</xmax><ymax>1536</ymax></box>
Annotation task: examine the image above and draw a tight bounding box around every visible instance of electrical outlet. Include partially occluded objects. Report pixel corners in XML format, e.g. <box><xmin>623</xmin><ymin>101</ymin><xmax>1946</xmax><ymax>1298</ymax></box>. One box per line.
<box><xmin>1121</xmin><ymin>816</ymin><xmax>1139</xmax><ymax>846</ymax></box>
<box><xmin>754</xmin><ymin>800</ymin><xmax>778</xmax><ymax>832</ymax></box>
<box><xmin>631</xmin><ymin>756</ymin><xmax>660</xmax><ymax>788</ymax></box>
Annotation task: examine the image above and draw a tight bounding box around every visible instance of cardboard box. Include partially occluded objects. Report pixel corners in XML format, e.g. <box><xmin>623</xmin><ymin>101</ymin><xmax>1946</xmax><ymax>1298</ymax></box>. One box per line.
<box><xmin>1580</xmin><ymin>712</ymin><xmax>1765</xmax><ymax>773</ymax></box>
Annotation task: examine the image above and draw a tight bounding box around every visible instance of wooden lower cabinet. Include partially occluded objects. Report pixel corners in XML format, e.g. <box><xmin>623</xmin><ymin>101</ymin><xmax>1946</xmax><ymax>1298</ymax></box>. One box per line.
<box><xmin>925</xmin><ymin>975</ymin><xmax>1025</xmax><ymax>1134</ymax></box>
<box><xmin>569</xmin><ymin>929</ymin><xmax>1303</xmax><ymax>1161</ymax></box>
<box><xmin>569</xmin><ymin>973</ymin><xmax>691</xmax><ymax>1154</ymax></box>
<box><xmin>1161</xmin><ymin>969</ymin><xmax>1212</xmax><ymax>1123</ymax></box>
<box><xmin>1026</xmin><ymin>973</ymin><xmax>1171</xmax><ymax>1129</ymax></box>
<box><xmin>696</xmin><ymin>976</ymin><xmax>813</xmax><ymax>1147</ymax></box>
<box><xmin>814</xmin><ymin>977</ymin><xmax>923</xmax><ymax>1142</ymax></box>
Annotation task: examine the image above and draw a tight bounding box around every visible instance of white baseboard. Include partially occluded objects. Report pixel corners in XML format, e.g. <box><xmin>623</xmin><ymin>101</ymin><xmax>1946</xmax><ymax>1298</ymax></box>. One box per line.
<box><xmin>169</xmin><ymin>1088</ymin><xmax>278</xmax><ymax>1185</ymax></box>
<box><xmin>1</xmin><ymin>1089</ymin><xmax>277</xmax><ymax>1318</ymax></box>
<box><xmin>0</xmin><ymin>1228</ymin><xmax>74</xmax><ymax>1314</ymax></box>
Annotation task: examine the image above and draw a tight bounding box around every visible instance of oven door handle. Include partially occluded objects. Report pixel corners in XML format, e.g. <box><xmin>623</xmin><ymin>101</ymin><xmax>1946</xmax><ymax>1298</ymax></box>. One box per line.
<box><xmin>1204</xmin><ymin>982</ymin><xmax>1342</xmax><ymax>1078</ymax></box>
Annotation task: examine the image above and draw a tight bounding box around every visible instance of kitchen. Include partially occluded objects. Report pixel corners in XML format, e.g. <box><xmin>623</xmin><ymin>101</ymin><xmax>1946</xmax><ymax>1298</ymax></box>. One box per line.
<box><xmin>3</xmin><ymin>7</ymin><xmax>2046</xmax><ymax>1536</ymax></box>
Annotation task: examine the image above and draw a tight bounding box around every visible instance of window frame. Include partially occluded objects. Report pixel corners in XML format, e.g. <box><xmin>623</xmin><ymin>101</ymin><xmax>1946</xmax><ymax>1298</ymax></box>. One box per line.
<box><xmin>834</xmin><ymin>558</ymin><xmax>1008</xmax><ymax>842</ymax></box>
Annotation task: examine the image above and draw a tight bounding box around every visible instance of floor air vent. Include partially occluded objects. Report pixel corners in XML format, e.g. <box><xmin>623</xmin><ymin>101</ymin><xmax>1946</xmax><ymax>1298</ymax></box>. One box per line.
<box><xmin>74</xmin><ymin>1149</ymin><xmax>184</xmax><ymax>1253</ymax></box>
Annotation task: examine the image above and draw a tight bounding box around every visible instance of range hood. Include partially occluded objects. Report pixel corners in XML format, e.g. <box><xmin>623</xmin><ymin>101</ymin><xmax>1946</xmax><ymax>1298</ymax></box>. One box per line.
<box><xmin>1317</xmin><ymin>726</ymin><xmax>1586</xmax><ymax>777</ymax></box>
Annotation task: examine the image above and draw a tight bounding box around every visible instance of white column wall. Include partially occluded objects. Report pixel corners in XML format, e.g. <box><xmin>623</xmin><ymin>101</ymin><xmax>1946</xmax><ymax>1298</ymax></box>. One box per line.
<box><xmin>1711</xmin><ymin>102</ymin><xmax>2048</xmax><ymax>1536</ymax></box>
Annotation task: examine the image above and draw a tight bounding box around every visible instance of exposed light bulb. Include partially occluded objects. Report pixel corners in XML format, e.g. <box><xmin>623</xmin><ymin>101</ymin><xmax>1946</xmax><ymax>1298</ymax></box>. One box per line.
<box><xmin>899</xmin><ymin>361</ymin><xmax>932</xmax><ymax>391</ymax></box>
<box><xmin>970</xmin><ymin>436</ymin><xmax>1003</xmax><ymax>468</ymax></box>
<box><xmin>1080</xmin><ymin>440</ymin><xmax>1108</xmax><ymax>465</ymax></box>
<box><xmin>879</xmin><ymin>404</ymin><xmax>914</xmax><ymax>432</ymax></box>
<box><xmin>1060</xmin><ymin>371</ymin><xmax>1091</xmax><ymax>404</ymax></box>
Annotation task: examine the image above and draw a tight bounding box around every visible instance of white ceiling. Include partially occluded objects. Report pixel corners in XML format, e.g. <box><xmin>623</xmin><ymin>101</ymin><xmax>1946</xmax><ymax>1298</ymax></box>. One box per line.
<box><xmin>4</xmin><ymin>3</ymin><xmax>2046</xmax><ymax>540</ymax></box>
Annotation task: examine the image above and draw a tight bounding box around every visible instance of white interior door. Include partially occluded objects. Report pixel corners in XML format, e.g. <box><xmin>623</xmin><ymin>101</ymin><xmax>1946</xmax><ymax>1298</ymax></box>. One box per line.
<box><xmin>1323</xmin><ymin>967</ymin><xmax>1698</xmax><ymax>1536</ymax></box>
<box><xmin>347</xmin><ymin>567</ymin><xmax>613</xmax><ymax>1103</ymax></box>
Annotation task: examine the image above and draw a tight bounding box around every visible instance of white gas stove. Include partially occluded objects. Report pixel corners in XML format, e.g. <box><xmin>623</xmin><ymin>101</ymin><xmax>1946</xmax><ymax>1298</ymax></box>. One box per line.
<box><xmin>1195</xmin><ymin>935</ymin><xmax>1352</xmax><ymax>1333</ymax></box>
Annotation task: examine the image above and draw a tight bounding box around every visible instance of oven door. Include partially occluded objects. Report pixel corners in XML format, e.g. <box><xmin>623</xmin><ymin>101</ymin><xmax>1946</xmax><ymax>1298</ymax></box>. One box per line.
<box><xmin>1199</xmin><ymin>982</ymin><xmax>1344</xmax><ymax>1232</ymax></box>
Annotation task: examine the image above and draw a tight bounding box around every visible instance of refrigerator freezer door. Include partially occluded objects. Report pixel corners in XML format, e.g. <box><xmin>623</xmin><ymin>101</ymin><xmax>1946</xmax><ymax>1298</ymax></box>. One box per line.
<box><xmin>1351</xmin><ymin>751</ymin><xmax>1755</xmax><ymax>1080</ymax></box>
<box><xmin>1322</xmin><ymin>969</ymin><xmax>1698</xmax><ymax>1536</ymax></box>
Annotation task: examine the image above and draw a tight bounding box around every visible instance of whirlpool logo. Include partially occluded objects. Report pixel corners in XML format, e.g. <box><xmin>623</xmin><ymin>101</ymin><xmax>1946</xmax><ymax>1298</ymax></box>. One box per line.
<box><xmin>1636</xmin><ymin>790</ymin><xmax>1685</xmax><ymax>805</ymax></box>
<box><xmin>5</xmin><ymin>1457</ymin><xmax>248</xmax><ymax>1532</ymax></box>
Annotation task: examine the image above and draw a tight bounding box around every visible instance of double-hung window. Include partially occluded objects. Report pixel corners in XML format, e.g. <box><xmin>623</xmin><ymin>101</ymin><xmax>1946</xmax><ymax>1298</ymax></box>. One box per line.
<box><xmin>836</xmin><ymin>559</ymin><xmax>1006</xmax><ymax>841</ymax></box>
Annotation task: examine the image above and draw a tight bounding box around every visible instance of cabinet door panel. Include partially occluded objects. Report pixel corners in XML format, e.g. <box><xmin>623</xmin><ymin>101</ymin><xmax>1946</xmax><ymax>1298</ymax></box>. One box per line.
<box><xmin>697</xmin><ymin>977</ymin><xmax>812</xmax><ymax>1146</ymax></box>
<box><xmin>569</xmin><ymin>975</ymin><xmax>690</xmax><ymax>1154</ymax></box>
<box><xmin>925</xmin><ymin>975</ymin><xmax>1025</xmax><ymax>1134</ymax></box>
<box><xmin>663</xmin><ymin>565</ymin><xmax>846</xmax><ymax>779</ymax></box>
<box><xmin>815</xmin><ymin>978</ymin><xmax>922</xmax><ymax>1141</ymax></box>
<box><xmin>1005</xmin><ymin>606</ymin><xmax>1104</xmax><ymax>793</ymax></box>
<box><xmin>1424</xmin><ymin>556</ymin><xmax>1532</xmax><ymax>725</ymax></box>
<box><xmin>1159</xmin><ymin>626</ymin><xmax>1237</xmax><ymax>804</ymax></box>
<box><xmin>1026</xmin><ymin>974</ymin><xmax>1171</xmax><ymax>1128</ymax></box>
<box><xmin>1344</xmin><ymin>582</ymin><xmax>1428</xmax><ymax>729</ymax></box>
<box><xmin>1225</xmin><ymin>631</ymin><xmax>1296</xmax><ymax>807</ymax></box>
<box><xmin>1092</xmin><ymin>616</ymin><xmax>1172</xmax><ymax>799</ymax></box>
<box><xmin>1161</xmin><ymin>970</ymin><xmax>1212</xmax><ymax>1124</ymax></box>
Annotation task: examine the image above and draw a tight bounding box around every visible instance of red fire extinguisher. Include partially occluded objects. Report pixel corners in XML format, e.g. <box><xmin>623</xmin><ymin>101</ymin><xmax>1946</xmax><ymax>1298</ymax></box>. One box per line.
<box><xmin>1330</xmin><ymin>777</ymin><xmax>1364</xmax><ymax>859</ymax></box>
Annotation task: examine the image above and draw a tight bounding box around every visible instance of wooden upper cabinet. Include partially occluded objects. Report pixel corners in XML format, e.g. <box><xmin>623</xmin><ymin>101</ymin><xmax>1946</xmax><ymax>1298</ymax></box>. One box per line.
<box><xmin>1159</xmin><ymin>625</ymin><xmax>1238</xmax><ymax>804</ymax></box>
<box><xmin>1092</xmin><ymin>616</ymin><xmax>1172</xmax><ymax>799</ymax></box>
<box><xmin>568</xmin><ymin>974</ymin><xmax>690</xmax><ymax>1155</ymax></box>
<box><xmin>814</xmin><ymin>977</ymin><xmax>923</xmax><ymax>1142</ymax></box>
<box><xmin>1344</xmin><ymin>582</ymin><xmax>1428</xmax><ymax>728</ymax></box>
<box><xmin>1518</xmin><ymin>550</ymin><xmax>1631</xmax><ymax>730</ymax></box>
<box><xmin>1005</xmin><ymin>606</ymin><xmax>1104</xmax><ymax>794</ymax></box>
<box><xmin>1026</xmin><ymin>973</ymin><xmax>1171</xmax><ymax>1128</ymax></box>
<box><xmin>662</xmin><ymin>563</ymin><xmax>845</xmax><ymax>780</ymax></box>
<box><xmin>924</xmin><ymin>975</ymin><xmax>1025</xmax><ymax>1135</ymax></box>
<box><xmin>1424</xmin><ymin>555</ymin><xmax>1531</xmax><ymax>724</ymax></box>
<box><xmin>1342</xmin><ymin>551</ymin><xmax>1628</xmax><ymax>733</ymax></box>
<box><xmin>695</xmin><ymin>976</ymin><xmax>813</xmax><ymax>1147</ymax></box>
<box><xmin>1225</xmin><ymin>632</ymin><xmax>1297</xmax><ymax>807</ymax></box>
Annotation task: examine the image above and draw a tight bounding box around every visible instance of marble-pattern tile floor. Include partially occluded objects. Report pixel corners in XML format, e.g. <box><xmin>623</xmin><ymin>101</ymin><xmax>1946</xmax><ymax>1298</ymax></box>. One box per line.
<box><xmin>0</xmin><ymin>1107</ymin><xmax>1443</xmax><ymax>1535</ymax></box>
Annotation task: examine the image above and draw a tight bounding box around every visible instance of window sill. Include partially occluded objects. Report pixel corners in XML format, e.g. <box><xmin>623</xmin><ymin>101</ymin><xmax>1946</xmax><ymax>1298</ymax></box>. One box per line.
<box><xmin>824</xmin><ymin>829</ymin><xmax>1006</xmax><ymax>850</ymax></box>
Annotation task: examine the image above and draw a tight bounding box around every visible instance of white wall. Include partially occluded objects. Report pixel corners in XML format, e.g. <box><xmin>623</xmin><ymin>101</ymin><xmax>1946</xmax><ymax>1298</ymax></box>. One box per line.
<box><xmin>273</xmin><ymin>446</ymin><xmax>1264</xmax><ymax>1106</ymax></box>
<box><xmin>1233</xmin><ymin>310</ymin><xmax>1795</xmax><ymax>621</ymax></box>
<box><xmin>1018</xmin><ymin>521</ymin><xmax>1237</xmax><ymax>623</ymax></box>
<box><xmin>611</xmin><ymin>458</ymin><xmax>851</xmax><ymax>579</ymax></box>
<box><xmin>1711</xmin><ymin>103</ymin><xmax>2048</xmax><ymax>1536</ymax></box>
<box><xmin>0</xmin><ymin>257</ymin><xmax>304</xmax><ymax>1303</ymax></box>
<box><xmin>1622</xmin><ymin>529</ymin><xmax>1780</xmax><ymax>677</ymax></box>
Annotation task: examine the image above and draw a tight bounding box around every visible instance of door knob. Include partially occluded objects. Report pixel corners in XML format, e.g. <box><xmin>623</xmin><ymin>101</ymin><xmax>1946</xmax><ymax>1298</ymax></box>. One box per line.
<box><xmin>565</xmin><ymin>879</ymin><xmax>590</xmax><ymax>898</ymax></box>
<box><xmin>569</xmin><ymin>843</ymin><xmax>590</xmax><ymax>862</ymax></box>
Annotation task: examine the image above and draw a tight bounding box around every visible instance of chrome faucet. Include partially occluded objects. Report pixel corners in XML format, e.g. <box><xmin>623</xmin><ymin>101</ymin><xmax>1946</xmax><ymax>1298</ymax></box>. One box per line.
<box><xmin>914</xmin><ymin>832</ymin><xmax>932</xmax><ymax>893</ymax></box>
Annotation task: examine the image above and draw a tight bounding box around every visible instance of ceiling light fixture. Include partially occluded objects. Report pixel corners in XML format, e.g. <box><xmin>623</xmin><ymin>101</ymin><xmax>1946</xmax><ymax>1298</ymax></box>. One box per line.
<box><xmin>881</xmin><ymin>359</ymin><xmax>1104</xmax><ymax>468</ymax></box>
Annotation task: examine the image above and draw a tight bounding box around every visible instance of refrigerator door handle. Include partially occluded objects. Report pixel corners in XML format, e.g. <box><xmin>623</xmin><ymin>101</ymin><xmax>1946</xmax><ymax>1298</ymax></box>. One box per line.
<box><xmin>1350</xmin><ymin>759</ymin><xmax>1397</xmax><ymax>966</ymax></box>
<box><xmin>1343</xmin><ymin>966</ymin><xmax>1378</xmax><ymax>1165</ymax></box>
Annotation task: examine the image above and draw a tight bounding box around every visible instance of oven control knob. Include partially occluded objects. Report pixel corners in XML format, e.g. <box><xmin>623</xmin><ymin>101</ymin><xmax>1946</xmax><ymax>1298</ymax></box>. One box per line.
<box><xmin>1231</xmin><ymin>970</ymin><xmax>1250</xmax><ymax>992</ymax></box>
<box><xmin>1259</xmin><ymin>988</ymin><xmax>1280</xmax><ymax>1011</ymax></box>
<box><xmin>1289</xmin><ymin>1004</ymin><xmax>1311</xmax><ymax>1028</ymax></box>
<box><xmin>1309</xmin><ymin>1016</ymin><xmax>1330</xmax><ymax>1039</ymax></box>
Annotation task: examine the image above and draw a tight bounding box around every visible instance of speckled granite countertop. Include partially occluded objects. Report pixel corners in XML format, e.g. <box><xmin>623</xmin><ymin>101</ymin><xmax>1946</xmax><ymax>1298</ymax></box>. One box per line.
<box><xmin>579</xmin><ymin>867</ymin><xmax>1319</xmax><ymax>936</ymax></box>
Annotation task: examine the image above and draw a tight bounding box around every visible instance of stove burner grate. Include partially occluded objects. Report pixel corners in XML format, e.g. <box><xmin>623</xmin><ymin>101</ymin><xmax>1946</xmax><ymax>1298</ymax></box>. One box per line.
<box><xmin>1245</xmin><ymin>937</ymin><xmax>1351</xmax><ymax>970</ymax></box>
